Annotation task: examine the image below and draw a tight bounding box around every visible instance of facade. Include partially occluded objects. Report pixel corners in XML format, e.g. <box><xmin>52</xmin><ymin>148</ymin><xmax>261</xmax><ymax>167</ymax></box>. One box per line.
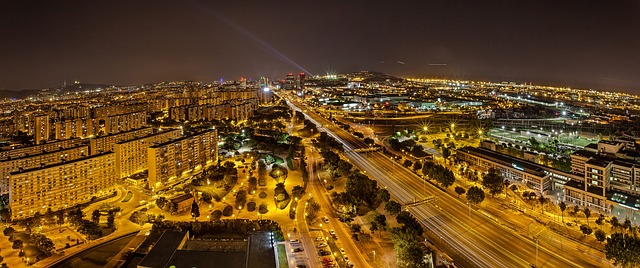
<box><xmin>456</xmin><ymin>147</ymin><xmax>552</xmax><ymax>193</ymax></box>
<box><xmin>9</xmin><ymin>152</ymin><xmax>116</xmax><ymax>220</ymax></box>
<box><xmin>0</xmin><ymin>138</ymin><xmax>84</xmax><ymax>160</ymax></box>
<box><xmin>147</xmin><ymin>129</ymin><xmax>217</xmax><ymax>188</ymax></box>
<box><xmin>170</xmin><ymin>193</ymin><xmax>195</xmax><ymax>213</ymax></box>
<box><xmin>0</xmin><ymin>145</ymin><xmax>88</xmax><ymax>195</ymax></box>
<box><xmin>114</xmin><ymin>129</ymin><xmax>182</xmax><ymax>179</ymax></box>
<box><xmin>103</xmin><ymin>111</ymin><xmax>147</xmax><ymax>134</ymax></box>
<box><xmin>89</xmin><ymin>127</ymin><xmax>153</xmax><ymax>155</ymax></box>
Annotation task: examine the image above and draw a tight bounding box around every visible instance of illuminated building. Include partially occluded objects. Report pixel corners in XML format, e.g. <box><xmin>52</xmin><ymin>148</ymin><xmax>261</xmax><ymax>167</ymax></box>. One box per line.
<box><xmin>114</xmin><ymin>129</ymin><xmax>182</xmax><ymax>179</ymax></box>
<box><xmin>147</xmin><ymin>129</ymin><xmax>218</xmax><ymax>189</ymax></box>
<box><xmin>0</xmin><ymin>145</ymin><xmax>88</xmax><ymax>195</ymax></box>
<box><xmin>9</xmin><ymin>152</ymin><xmax>116</xmax><ymax>220</ymax></box>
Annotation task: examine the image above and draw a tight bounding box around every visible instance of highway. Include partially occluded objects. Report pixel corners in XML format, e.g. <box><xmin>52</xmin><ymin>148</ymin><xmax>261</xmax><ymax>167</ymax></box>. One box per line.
<box><xmin>286</xmin><ymin>97</ymin><xmax>606</xmax><ymax>268</ymax></box>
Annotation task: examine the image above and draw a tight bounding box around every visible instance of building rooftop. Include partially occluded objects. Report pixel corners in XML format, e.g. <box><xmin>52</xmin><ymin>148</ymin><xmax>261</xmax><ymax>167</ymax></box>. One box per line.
<box><xmin>457</xmin><ymin>146</ymin><xmax>546</xmax><ymax>176</ymax></box>
<box><xmin>170</xmin><ymin>193</ymin><xmax>194</xmax><ymax>204</ymax></box>
<box><xmin>138</xmin><ymin>230</ymin><xmax>188</xmax><ymax>268</ymax></box>
<box><xmin>9</xmin><ymin>152</ymin><xmax>114</xmax><ymax>175</ymax></box>
<box><xmin>149</xmin><ymin>129</ymin><xmax>215</xmax><ymax>148</ymax></box>
<box><xmin>586</xmin><ymin>158</ymin><xmax>611</xmax><ymax>168</ymax></box>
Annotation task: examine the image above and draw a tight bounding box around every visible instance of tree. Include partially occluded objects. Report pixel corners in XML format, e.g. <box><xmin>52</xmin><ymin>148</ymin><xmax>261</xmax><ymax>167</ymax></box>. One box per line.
<box><xmin>482</xmin><ymin>168</ymin><xmax>504</xmax><ymax>197</ymax></box>
<box><xmin>248</xmin><ymin>176</ymin><xmax>258</xmax><ymax>193</ymax></box>
<box><xmin>559</xmin><ymin>202</ymin><xmax>567</xmax><ymax>223</ymax></box>
<box><xmin>390</xmin><ymin>228</ymin><xmax>429</xmax><ymax>268</ymax></box>
<box><xmin>538</xmin><ymin>196</ymin><xmax>548</xmax><ymax>214</ymax></box>
<box><xmin>442</xmin><ymin>147</ymin><xmax>451</xmax><ymax>159</ymax></box>
<box><xmin>259</xmin><ymin>203</ymin><xmax>269</xmax><ymax>214</ymax></box>
<box><xmin>580</xmin><ymin>224</ymin><xmax>593</xmax><ymax>236</ymax></box>
<box><xmin>210</xmin><ymin>210</ymin><xmax>222</xmax><ymax>221</ymax></box>
<box><xmin>291</xmin><ymin>185</ymin><xmax>305</xmax><ymax>199</ymax></box>
<box><xmin>611</xmin><ymin>216</ymin><xmax>620</xmax><ymax>230</ymax></box>
<box><xmin>91</xmin><ymin>209</ymin><xmax>101</xmax><ymax>225</ymax></box>
<box><xmin>594</xmin><ymin>229</ymin><xmax>606</xmax><ymax>243</ymax></box>
<box><xmin>596</xmin><ymin>214</ymin><xmax>605</xmax><ymax>225</ymax></box>
<box><xmin>403</xmin><ymin>160</ymin><xmax>413</xmax><ymax>168</ymax></box>
<box><xmin>412</xmin><ymin>161</ymin><xmax>423</xmax><ymax>172</ymax></box>
<box><xmin>106</xmin><ymin>214</ymin><xmax>115</xmax><ymax>229</ymax></box>
<box><xmin>455</xmin><ymin>186</ymin><xmax>466</xmax><ymax>198</ymax></box>
<box><xmin>370</xmin><ymin>222</ymin><xmax>379</xmax><ymax>233</ymax></box>
<box><xmin>572</xmin><ymin>205</ymin><xmax>581</xmax><ymax>221</ymax></box>
<box><xmin>223</xmin><ymin>205</ymin><xmax>234</xmax><ymax>216</ymax></box>
<box><xmin>377</xmin><ymin>189</ymin><xmax>391</xmax><ymax>203</ymax></box>
<box><xmin>583</xmin><ymin>207</ymin><xmax>591</xmax><ymax>226</ymax></box>
<box><xmin>466</xmin><ymin>186</ymin><xmax>485</xmax><ymax>205</ymax></box>
<box><xmin>605</xmin><ymin>232</ymin><xmax>640</xmax><ymax>267</ymax></box>
<box><xmin>191</xmin><ymin>201</ymin><xmax>200</xmax><ymax>220</ymax></box>
<box><xmin>385</xmin><ymin>201</ymin><xmax>402</xmax><ymax>215</ymax></box>
<box><xmin>374</xmin><ymin>214</ymin><xmax>387</xmax><ymax>228</ymax></box>
<box><xmin>3</xmin><ymin>227</ymin><xmax>15</xmax><ymax>237</ymax></box>
<box><xmin>236</xmin><ymin>189</ymin><xmax>247</xmax><ymax>209</ymax></box>
<box><xmin>12</xmin><ymin>239</ymin><xmax>23</xmax><ymax>250</ymax></box>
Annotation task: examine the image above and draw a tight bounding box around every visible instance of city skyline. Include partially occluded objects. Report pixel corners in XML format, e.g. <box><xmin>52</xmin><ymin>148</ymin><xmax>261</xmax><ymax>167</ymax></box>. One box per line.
<box><xmin>1</xmin><ymin>1</ymin><xmax>640</xmax><ymax>94</ymax></box>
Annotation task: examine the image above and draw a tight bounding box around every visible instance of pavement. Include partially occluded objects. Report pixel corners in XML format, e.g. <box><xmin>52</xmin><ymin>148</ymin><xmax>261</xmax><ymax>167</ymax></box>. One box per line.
<box><xmin>287</xmin><ymin>97</ymin><xmax>609</xmax><ymax>268</ymax></box>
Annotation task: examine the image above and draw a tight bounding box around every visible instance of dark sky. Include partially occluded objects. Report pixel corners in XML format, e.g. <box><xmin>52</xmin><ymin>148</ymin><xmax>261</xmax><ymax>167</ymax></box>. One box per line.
<box><xmin>1</xmin><ymin>1</ymin><xmax>639</xmax><ymax>94</ymax></box>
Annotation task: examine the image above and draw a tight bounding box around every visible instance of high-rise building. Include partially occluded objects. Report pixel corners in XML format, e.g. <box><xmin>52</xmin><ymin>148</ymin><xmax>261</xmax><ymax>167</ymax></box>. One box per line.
<box><xmin>147</xmin><ymin>129</ymin><xmax>218</xmax><ymax>189</ymax></box>
<box><xmin>89</xmin><ymin>127</ymin><xmax>153</xmax><ymax>155</ymax></box>
<box><xmin>0</xmin><ymin>145</ymin><xmax>88</xmax><ymax>195</ymax></box>
<box><xmin>34</xmin><ymin>115</ymin><xmax>50</xmax><ymax>144</ymax></box>
<box><xmin>9</xmin><ymin>152</ymin><xmax>116</xmax><ymax>220</ymax></box>
<box><xmin>114</xmin><ymin>129</ymin><xmax>182</xmax><ymax>179</ymax></box>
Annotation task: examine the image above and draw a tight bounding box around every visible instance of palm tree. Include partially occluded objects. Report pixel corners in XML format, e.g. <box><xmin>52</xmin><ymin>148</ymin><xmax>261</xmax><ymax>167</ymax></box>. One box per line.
<box><xmin>583</xmin><ymin>207</ymin><xmax>591</xmax><ymax>227</ymax></box>
<box><xmin>573</xmin><ymin>205</ymin><xmax>580</xmax><ymax>222</ymax></box>
<box><xmin>559</xmin><ymin>202</ymin><xmax>567</xmax><ymax>223</ymax></box>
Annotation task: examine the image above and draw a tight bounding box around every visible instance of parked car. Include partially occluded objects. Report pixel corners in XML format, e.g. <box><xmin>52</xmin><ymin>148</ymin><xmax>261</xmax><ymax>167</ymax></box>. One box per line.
<box><xmin>316</xmin><ymin>243</ymin><xmax>327</xmax><ymax>248</ymax></box>
<box><xmin>292</xmin><ymin>248</ymin><xmax>304</xmax><ymax>253</ymax></box>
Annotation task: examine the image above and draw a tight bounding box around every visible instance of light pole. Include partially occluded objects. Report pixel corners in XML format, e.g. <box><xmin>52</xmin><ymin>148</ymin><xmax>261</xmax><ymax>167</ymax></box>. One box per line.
<box><xmin>373</xmin><ymin>250</ymin><xmax>376</xmax><ymax>263</ymax></box>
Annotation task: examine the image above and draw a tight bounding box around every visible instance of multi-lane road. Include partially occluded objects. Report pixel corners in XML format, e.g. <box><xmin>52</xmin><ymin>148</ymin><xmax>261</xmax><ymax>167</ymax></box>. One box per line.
<box><xmin>286</xmin><ymin>97</ymin><xmax>608</xmax><ymax>268</ymax></box>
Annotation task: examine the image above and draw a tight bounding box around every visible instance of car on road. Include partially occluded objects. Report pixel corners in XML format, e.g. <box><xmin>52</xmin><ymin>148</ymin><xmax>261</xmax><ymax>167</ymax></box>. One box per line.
<box><xmin>315</xmin><ymin>237</ymin><xmax>324</xmax><ymax>241</ymax></box>
<box><xmin>295</xmin><ymin>265</ymin><xmax>307</xmax><ymax>268</ymax></box>
<box><xmin>316</xmin><ymin>243</ymin><xmax>327</xmax><ymax>248</ymax></box>
<box><xmin>291</xmin><ymin>248</ymin><xmax>304</xmax><ymax>253</ymax></box>
<box><xmin>318</xmin><ymin>249</ymin><xmax>331</xmax><ymax>256</ymax></box>
<box><xmin>290</xmin><ymin>239</ymin><xmax>300</xmax><ymax>243</ymax></box>
<box><xmin>339</xmin><ymin>248</ymin><xmax>345</xmax><ymax>255</ymax></box>
<box><xmin>323</xmin><ymin>216</ymin><xmax>330</xmax><ymax>223</ymax></box>
<box><xmin>329</xmin><ymin>229</ymin><xmax>335</xmax><ymax>235</ymax></box>
<box><xmin>343</xmin><ymin>256</ymin><xmax>349</xmax><ymax>262</ymax></box>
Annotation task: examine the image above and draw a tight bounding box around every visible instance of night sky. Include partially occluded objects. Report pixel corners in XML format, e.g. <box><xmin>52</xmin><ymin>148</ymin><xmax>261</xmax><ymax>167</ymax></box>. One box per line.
<box><xmin>1</xmin><ymin>0</ymin><xmax>639</xmax><ymax>93</ymax></box>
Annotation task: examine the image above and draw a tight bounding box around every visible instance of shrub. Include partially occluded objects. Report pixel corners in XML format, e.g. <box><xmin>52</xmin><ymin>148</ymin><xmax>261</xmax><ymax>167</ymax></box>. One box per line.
<box><xmin>259</xmin><ymin>203</ymin><xmax>268</xmax><ymax>214</ymax></box>
<box><xmin>223</xmin><ymin>205</ymin><xmax>233</xmax><ymax>217</ymax></box>
<box><xmin>210</xmin><ymin>210</ymin><xmax>222</xmax><ymax>221</ymax></box>
<box><xmin>247</xmin><ymin>202</ymin><xmax>257</xmax><ymax>212</ymax></box>
<box><xmin>259</xmin><ymin>191</ymin><xmax>268</xmax><ymax>199</ymax></box>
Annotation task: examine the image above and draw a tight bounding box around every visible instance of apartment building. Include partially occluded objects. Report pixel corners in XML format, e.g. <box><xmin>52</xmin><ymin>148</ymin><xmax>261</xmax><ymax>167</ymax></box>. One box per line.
<box><xmin>89</xmin><ymin>127</ymin><xmax>153</xmax><ymax>155</ymax></box>
<box><xmin>9</xmin><ymin>152</ymin><xmax>116</xmax><ymax>220</ymax></box>
<box><xmin>147</xmin><ymin>129</ymin><xmax>217</xmax><ymax>188</ymax></box>
<box><xmin>0</xmin><ymin>145</ymin><xmax>88</xmax><ymax>195</ymax></box>
<box><xmin>114</xmin><ymin>129</ymin><xmax>182</xmax><ymax>179</ymax></box>
<box><xmin>102</xmin><ymin>111</ymin><xmax>147</xmax><ymax>135</ymax></box>
<box><xmin>54</xmin><ymin>118</ymin><xmax>95</xmax><ymax>140</ymax></box>
<box><xmin>0</xmin><ymin>138</ymin><xmax>85</xmax><ymax>160</ymax></box>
